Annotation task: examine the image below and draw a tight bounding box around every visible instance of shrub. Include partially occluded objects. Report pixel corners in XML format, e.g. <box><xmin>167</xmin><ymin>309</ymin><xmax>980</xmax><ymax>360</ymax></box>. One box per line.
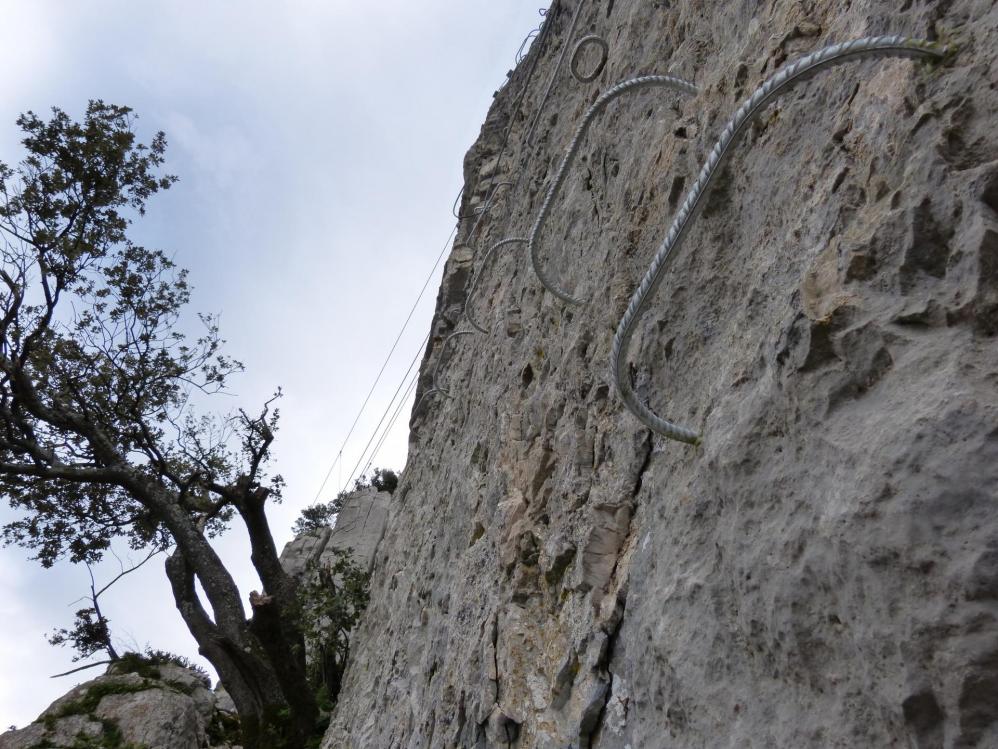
<box><xmin>296</xmin><ymin>550</ymin><xmax>370</xmax><ymax>711</ymax></box>
<box><xmin>111</xmin><ymin>650</ymin><xmax>211</xmax><ymax>688</ymax></box>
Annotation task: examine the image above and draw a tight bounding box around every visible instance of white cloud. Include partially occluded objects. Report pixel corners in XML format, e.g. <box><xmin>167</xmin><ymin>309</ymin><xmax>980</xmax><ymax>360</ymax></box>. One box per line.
<box><xmin>0</xmin><ymin>3</ymin><xmax>60</xmax><ymax>109</ymax></box>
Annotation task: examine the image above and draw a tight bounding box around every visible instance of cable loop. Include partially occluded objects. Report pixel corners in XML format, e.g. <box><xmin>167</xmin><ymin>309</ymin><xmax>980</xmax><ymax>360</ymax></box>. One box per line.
<box><xmin>461</xmin><ymin>181</ymin><xmax>514</xmax><ymax>245</ymax></box>
<box><xmin>570</xmin><ymin>34</ymin><xmax>609</xmax><ymax>82</ymax></box>
<box><xmin>433</xmin><ymin>330</ymin><xmax>475</xmax><ymax>394</ymax></box>
<box><xmin>611</xmin><ymin>36</ymin><xmax>949</xmax><ymax>444</ymax></box>
<box><xmin>413</xmin><ymin>327</ymin><xmax>476</xmax><ymax>412</ymax></box>
<box><xmin>464</xmin><ymin>238</ymin><xmax>529</xmax><ymax>334</ymax></box>
<box><xmin>529</xmin><ymin>74</ymin><xmax>697</xmax><ymax>305</ymax></box>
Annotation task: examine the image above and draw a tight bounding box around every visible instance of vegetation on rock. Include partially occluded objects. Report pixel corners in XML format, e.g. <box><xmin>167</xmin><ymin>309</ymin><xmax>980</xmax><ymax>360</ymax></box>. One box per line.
<box><xmin>296</xmin><ymin>550</ymin><xmax>371</xmax><ymax>712</ymax></box>
<box><xmin>291</xmin><ymin>466</ymin><xmax>397</xmax><ymax>536</ymax></box>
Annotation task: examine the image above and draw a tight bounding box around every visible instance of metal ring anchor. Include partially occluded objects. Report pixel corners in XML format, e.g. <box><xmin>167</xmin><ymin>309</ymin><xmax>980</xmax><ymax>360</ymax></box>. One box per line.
<box><xmin>611</xmin><ymin>36</ymin><xmax>950</xmax><ymax>444</ymax></box>
<box><xmin>464</xmin><ymin>237</ymin><xmax>529</xmax><ymax>334</ymax></box>
<box><xmin>529</xmin><ymin>74</ymin><xmax>698</xmax><ymax>305</ymax></box>
<box><xmin>570</xmin><ymin>34</ymin><xmax>609</xmax><ymax>82</ymax></box>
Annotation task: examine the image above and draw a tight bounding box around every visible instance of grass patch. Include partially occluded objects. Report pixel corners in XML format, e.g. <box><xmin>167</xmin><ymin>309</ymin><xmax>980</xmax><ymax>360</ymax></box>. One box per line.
<box><xmin>51</xmin><ymin>681</ymin><xmax>155</xmax><ymax>720</ymax></box>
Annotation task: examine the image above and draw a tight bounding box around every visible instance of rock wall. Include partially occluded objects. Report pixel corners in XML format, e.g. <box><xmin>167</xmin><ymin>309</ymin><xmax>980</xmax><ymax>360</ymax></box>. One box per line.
<box><xmin>0</xmin><ymin>661</ymin><xmax>238</xmax><ymax>749</ymax></box>
<box><xmin>281</xmin><ymin>487</ymin><xmax>391</xmax><ymax>577</ymax></box>
<box><xmin>326</xmin><ymin>1</ymin><xmax>998</xmax><ymax>747</ymax></box>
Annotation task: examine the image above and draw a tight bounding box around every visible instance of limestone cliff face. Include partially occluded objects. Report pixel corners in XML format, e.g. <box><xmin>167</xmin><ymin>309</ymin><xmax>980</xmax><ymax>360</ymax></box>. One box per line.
<box><xmin>326</xmin><ymin>1</ymin><xmax>998</xmax><ymax>747</ymax></box>
<box><xmin>280</xmin><ymin>487</ymin><xmax>391</xmax><ymax>577</ymax></box>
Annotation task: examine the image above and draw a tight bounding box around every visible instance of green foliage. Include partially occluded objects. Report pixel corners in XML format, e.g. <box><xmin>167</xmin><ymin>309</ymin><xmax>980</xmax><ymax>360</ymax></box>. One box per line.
<box><xmin>47</xmin><ymin>680</ymin><xmax>153</xmax><ymax>722</ymax></box>
<box><xmin>1</xmin><ymin>102</ymin><xmax>316</xmax><ymax>749</ymax></box>
<box><xmin>109</xmin><ymin>652</ymin><xmax>160</xmax><ymax>680</ymax></box>
<box><xmin>296</xmin><ymin>549</ymin><xmax>370</xmax><ymax>708</ymax></box>
<box><xmin>32</xmin><ymin>659</ymin><xmax>207</xmax><ymax>748</ymax></box>
<box><xmin>0</xmin><ymin>104</ymin><xmax>307</xmax><ymax>747</ymax></box>
<box><xmin>105</xmin><ymin>649</ymin><xmax>210</xmax><ymax>690</ymax></box>
<box><xmin>0</xmin><ymin>101</ymin><xmax>284</xmax><ymax>570</ymax></box>
<box><xmin>290</xmin><ymin>492</ymin><xmax>344</xmax><ymax>536</ymax></box>
<box><xmin>0</xmin><ymin>101</ymin><xmax>193</xmax><ymax>567</ymax></box>
<box><xmin>48</xmin><ymin>607</ymin><xmax>114</xmax><ymax>662</ymax></box>
<box><xmin>68</xmin><ymin>720</ymin><xmax>144</xmax><ymax>749</ymax></box>
<box><xmin>206</xmin><ymin>710</ymin><xmax>242</xmax><ymax>747</ymax></box>
<box><xmin>240</xmin><ymin>705</ymin><xmax>297</xmax><ymax>749</ymax></box>
<box><xmin>356</xmin><ymin>467</ymin><xmax>398</xmax><ymax>494</ymax></box>
<box><xmin>139</xmin><ymin>649</ymin><xmax>210</xmax><ymax>687</ymax></box>
<box><xmin>29</xmin><ymin>718</ymin><xmax>144</xmax><ymax>749</ymax></box>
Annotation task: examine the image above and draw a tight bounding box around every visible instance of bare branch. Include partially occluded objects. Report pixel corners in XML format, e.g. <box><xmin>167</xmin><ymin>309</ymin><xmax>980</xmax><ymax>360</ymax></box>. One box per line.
<box><xmin>50</xmin><ymin>660</ymin><xmax>112</xmax><ymax>679</ymax></box>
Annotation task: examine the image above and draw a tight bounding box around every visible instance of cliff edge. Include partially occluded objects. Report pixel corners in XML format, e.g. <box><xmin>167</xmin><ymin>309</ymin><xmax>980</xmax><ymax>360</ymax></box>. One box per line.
<box><xmin>325</xmin><ymin>0</ymin><xmax>998</xmax><ymax>747</ymax></box>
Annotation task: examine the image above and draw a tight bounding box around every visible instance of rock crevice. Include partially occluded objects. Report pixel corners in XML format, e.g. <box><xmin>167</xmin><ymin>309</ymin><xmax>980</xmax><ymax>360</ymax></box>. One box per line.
<box><xmin>326</xmin><ymin>1</ymin><xmax>998</xmax><ymax>746</ymax></box>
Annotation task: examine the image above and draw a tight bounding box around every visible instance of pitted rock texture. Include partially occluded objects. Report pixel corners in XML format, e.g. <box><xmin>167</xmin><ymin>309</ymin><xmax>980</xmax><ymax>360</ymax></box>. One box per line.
<box><xmin>326</xmin><ymin>1</ymin><xmax>998</xmax><ymax>747</ymax></box>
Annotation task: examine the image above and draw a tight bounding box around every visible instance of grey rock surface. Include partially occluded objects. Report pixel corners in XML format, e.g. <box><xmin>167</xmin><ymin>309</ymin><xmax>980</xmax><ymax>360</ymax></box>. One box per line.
<box><xmin>280</xmin><ymin>487</ymin><xmax>391</xmax><ymax>578</ymax></box>
<box><xmin>325</xmin><ymin>1</ymin><xmax>998</xmax><ymax>747</ymax></box>
<box><xmin>0</xmin><ymin>664</ymin><xmax>236</xmax><ymax>749</ymax></box>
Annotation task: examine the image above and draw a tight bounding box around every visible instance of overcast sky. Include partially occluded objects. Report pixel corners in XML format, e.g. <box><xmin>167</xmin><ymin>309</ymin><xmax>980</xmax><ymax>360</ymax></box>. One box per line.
<box><xmin>0</xmin><ymin>0</ymin><xmax>547</xmax><ymax>728</ymax></box>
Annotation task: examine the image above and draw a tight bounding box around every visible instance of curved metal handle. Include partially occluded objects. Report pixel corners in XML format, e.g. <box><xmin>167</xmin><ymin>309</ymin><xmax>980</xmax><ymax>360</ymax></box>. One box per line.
<box><xmin>611</xmin><ymin>36</ymin><xmax>949</xmax><ymax>444</ymax></box>
<box><xmin>529</xmin><ymin>74</ymin><xmax>698</xmax><ymax>305</ymax></box>
<box><xmin>465</xmin><ymin>237</ymin><xmax>529</xmax><ymax>334</ymax></box>
<box><xmin>413</xmin><ymin>328</ymin><xmax>477</xmax><ymax>413</ymax></box>
<box><xmin>412</xmin><ymin>387</ymin><xmax>441</xmax><ymax>414</ymax></box>
<box><xmin>451</xmin><ymin>184</ymin><xmax>466</xmax><ymax>219</ymax></box>
<box><xmin>433</xmin><ymin>330</ymin><xmax>475</xmax><ymax>394</ymax></box>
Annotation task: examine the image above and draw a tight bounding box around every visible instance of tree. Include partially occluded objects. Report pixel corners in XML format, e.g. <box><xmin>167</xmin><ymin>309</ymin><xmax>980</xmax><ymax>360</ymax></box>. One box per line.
<box><xmin>0</xmin><ymin>102</ymin><xmax>318</xmax><ymax>748</ymax></box>
<box><xmin>47</xmin><ymin>546</ymin><xmax>165</xmax><ymax>677</ymax></box>
<box><xmin>365</xmin><ymin>466</ymin><xmax>398</xmax><ymax>494</ymax></box>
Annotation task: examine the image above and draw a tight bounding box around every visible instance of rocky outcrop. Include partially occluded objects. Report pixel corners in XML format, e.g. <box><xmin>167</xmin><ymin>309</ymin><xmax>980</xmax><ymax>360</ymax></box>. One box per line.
<box><xmin>0</xmin><ymin>660</ymin><xmax>239</xmax><ymax>749</ymax></box>
<box><xmin>280</xmin><ymin>487</ymin><xmax>391</xmax><ymax>577</ymax></box>
<box><xmin>0</xmin><ymin>489</ymin><xmax>392</xmax><ymax>749</ymax></box>
<box><xmin>325</xmin><ymin>1</ymin><xmax>998</xmax><ymax>747</ymax></box>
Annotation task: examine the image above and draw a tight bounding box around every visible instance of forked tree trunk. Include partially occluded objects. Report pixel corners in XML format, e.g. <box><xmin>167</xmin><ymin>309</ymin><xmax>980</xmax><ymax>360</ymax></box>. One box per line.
<box><xmin>165</xmin><ymin>551</ymin><xmax>305</xmax><ymax>749</ymax></box>
<box><xmin>160</xmin><ymin>492</ymin><xmax>318</xmax><ymax>749</ymax></box>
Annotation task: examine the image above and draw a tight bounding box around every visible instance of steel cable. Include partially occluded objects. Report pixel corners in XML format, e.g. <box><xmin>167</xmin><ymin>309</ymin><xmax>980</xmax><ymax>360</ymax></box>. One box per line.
<box><xmin>465</xmin><ymin>237</ymin><xmax>529</xmax><ymax>333</ymax></box>
<box><xmin>529</xmin><ymin>74</ymin><xmax>697</xmax><ymax>305</ymax></box>
<box><xmin>312</xmin><ymin>225</ymin><xmax>457</xmax><ymax>501</ymax></box>
<box><xmin>359</xmin><ymin>367</ymin><xmax>421</xmax><ymax>482</ymax></box>
<box><xmin>451</xmin><ymin>185</ymin><xmax>466</xmax><ymax>219</ymax></box>
<box><xmin>525</xmin><ymin>0</ymin><xmax>586</xmax><ymax>147</ymax></box>
<box><xmin>341</xmin><ymin>329</ymin><xmax>430</xmax><ymax>494</ymax></box>
<box><xmin>323</xmin><ymin>10</ymin><xmax>556</xmax><ymax>467</ymax></box>
<box><xmin>421</xmin><ymin>9</ymin><xmax>580</xmax><ymax>404</ymax></box>
<box><xmin>411</xmin><ymin>329</ymin><xmax>476</xmax><ymax>413</ymax></box>
<box><xmin>461</xmin><ymin>181</ymin><xmax>514</xmax><ymax>247</ymax></box>
<box><xmin>610</xmin><ymin>36</ymin><xmax>949</xmax><ymax>444</ymax></box>
<box><xmin>462</xmin><ymin>4</ymin><xmax>557</xmax><ymax>223</ymax></box>
<box><xmin>432</xmin><ymin>330</ymin><xmax>475</xmax><ymax>391</ymax></box>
